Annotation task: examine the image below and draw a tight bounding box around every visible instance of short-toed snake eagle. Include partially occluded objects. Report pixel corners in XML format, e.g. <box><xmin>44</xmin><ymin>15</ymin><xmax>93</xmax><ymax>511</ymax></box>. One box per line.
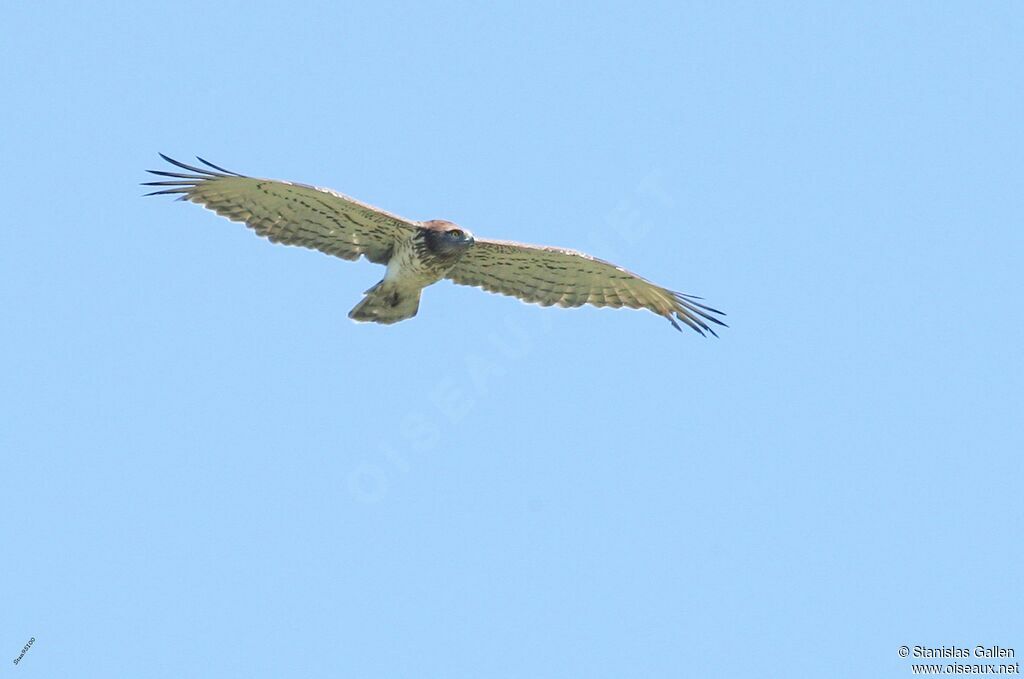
<box><xmin>144</xmin><ymin>155</ymin><xmax>726</xmax><ymax>335</ymax></box>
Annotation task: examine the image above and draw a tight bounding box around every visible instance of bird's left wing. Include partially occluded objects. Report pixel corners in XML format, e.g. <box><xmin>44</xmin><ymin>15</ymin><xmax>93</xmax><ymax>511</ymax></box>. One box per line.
<box><xmin>445</xmin><ymin>239</ymin><xmax>726</xmax><ymax>335</ymax></box>
<box><xmin>144</xmin><ymin>154</ymin><xmax>419</xmax><ymax>264</ymax></box>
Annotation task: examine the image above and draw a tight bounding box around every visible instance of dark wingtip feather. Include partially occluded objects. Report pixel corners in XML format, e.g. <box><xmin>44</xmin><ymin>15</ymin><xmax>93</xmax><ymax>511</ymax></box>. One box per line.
<box><xmin>195</xmin><ymin>156</ymin><xmax>242</xmax><ymax>176</ymax></box>
<box><xmin>145</xmin><ymin>153</ymin><xmax>243</xmax><ymax>198</ymax></box>
<box><xmin>694</xmin><ymin>302</ymin><xmax>727</xmax><ymax>317</ymax></box>
<box><xmin>675</xmin><ymin>292</ymin><xmax>727</xmax><ymax>317</ymax></box>
<box><xmin>663</xmin><ymin>289</ymin><xmax>728</xmax><ymax>337</ymax></box>
<box><xmin>143</xmin><ymin>187</ymin><xmax>191</xmax><ymax>196</ymax></box>
<box><xmin>669</xmin><ymin>310</ymin><xmax>707</xmax><ymax>336</ymax></box>
<box><xmin>701</xmin><ymin>313</ymin><xmax>728</xmax><ymax>327</ymax></box>
<box><xmin>146</xmin><ymin>169</ymin><xmax>206</xmax><ymax>179</ymax></box>
<box><xmin>673</xmin><ymin>292</ymin><xmax>728</xmax><ymax>330</ymax></box>
<box><xmin>157</xmin><ymin>153</ymin><xmax>221</xmax><ymax>177</ymax></box>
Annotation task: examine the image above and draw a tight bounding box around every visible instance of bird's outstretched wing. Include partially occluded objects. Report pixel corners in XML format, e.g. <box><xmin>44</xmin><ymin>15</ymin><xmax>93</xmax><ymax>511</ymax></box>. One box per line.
<box><xmin>144</xmin><ymin>154</ymin><xmax>418</xmax><ymax>264</ymax></box>
<box><xmin>445</xmin><ymin>239</ymin><xmax>726</xmax><ymax>335</ymax></box>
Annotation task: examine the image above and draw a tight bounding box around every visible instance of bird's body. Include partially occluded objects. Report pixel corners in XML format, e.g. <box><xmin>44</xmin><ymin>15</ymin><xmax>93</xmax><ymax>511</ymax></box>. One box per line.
<box><xmin>144</xmin><ymin>155</ymin><xmax>726</xmax><ymax>335</ymax></box>
<box><xmin>350</xmin><ymin>222</ymin><xmax>471</xmax><ymax>324</ymax></box>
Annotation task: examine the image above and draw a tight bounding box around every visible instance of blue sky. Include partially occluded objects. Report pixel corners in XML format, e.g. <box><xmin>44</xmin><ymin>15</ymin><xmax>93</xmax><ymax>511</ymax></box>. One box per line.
<box><xmin>1</xmin><ymin>2</ymin><xmax>1021</xmax><ymax>677</ymax></box>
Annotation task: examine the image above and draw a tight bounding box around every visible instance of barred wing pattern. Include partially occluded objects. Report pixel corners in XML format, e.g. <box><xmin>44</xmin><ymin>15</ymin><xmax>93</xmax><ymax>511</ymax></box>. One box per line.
<box><xmin>144</xmin><ymin>155</ymin><xmax>417</xmax><ymax>264</ymax></box>
<box><xmin>446</xmin><ymin>240</ymin><xmax>726</xmax><ymax>335</ymax></box>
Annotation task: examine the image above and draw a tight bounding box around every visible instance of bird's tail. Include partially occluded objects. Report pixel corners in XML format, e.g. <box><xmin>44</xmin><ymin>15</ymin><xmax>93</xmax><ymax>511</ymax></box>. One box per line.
<box><xmin>348</xmin><ymin>280</ymin><xmax>422</xmax><ymax>325</ymax></box>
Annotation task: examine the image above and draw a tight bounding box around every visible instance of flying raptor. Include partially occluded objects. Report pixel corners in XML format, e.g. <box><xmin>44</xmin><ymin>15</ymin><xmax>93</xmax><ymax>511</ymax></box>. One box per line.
<box><xmin>144</xmin><ymin>155</ymin><xmax>726</xmax><ymax>335</ymax></box>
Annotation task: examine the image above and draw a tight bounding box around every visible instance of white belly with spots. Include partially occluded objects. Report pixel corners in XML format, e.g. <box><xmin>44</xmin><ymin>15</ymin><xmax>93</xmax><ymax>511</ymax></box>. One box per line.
<box><xmin>384</xmin><ymin>234</ymin><xmax>446</xmax><ymax>288</ymax></box>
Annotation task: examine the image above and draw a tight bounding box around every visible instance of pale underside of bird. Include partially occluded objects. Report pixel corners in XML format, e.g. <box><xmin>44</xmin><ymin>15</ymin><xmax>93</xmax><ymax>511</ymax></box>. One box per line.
<box><xmin>144</xmin><ymin>155</ymin><xmax>726</xmax><ymax>335</ymax></box>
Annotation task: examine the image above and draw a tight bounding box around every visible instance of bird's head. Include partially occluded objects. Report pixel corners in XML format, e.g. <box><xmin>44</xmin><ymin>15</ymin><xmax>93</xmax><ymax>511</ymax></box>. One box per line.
<box><xmin>422</xmin><ymin>219</ymin><xmax>475</xmax><ymax>259</ymax></box>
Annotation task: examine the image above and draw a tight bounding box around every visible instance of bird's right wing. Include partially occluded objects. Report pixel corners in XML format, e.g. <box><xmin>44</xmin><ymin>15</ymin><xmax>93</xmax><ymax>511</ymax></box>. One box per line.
<box><xmin>446</xmin><ymin>239</ymin><xmax>726</xmax><ymax>335</ymax></box>
<box><xmin>144</xmin><ymin>154</ymin><xmax>419</xmax><ymax>264</ymax></box>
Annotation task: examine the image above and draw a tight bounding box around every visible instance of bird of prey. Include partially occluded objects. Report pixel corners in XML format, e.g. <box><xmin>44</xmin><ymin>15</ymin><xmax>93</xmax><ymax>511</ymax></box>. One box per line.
<box><xmin>144</xmin><ymin>155</ymin><xmax>726</xmax><ymax>335</ymax></box>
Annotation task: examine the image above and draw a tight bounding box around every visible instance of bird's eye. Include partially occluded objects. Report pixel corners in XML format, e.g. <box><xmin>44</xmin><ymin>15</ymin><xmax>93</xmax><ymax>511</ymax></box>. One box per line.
<box><xmin>449</xmin><ymin>229</ymin><xmax>463</xmax><ymax>238</ymax></box>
